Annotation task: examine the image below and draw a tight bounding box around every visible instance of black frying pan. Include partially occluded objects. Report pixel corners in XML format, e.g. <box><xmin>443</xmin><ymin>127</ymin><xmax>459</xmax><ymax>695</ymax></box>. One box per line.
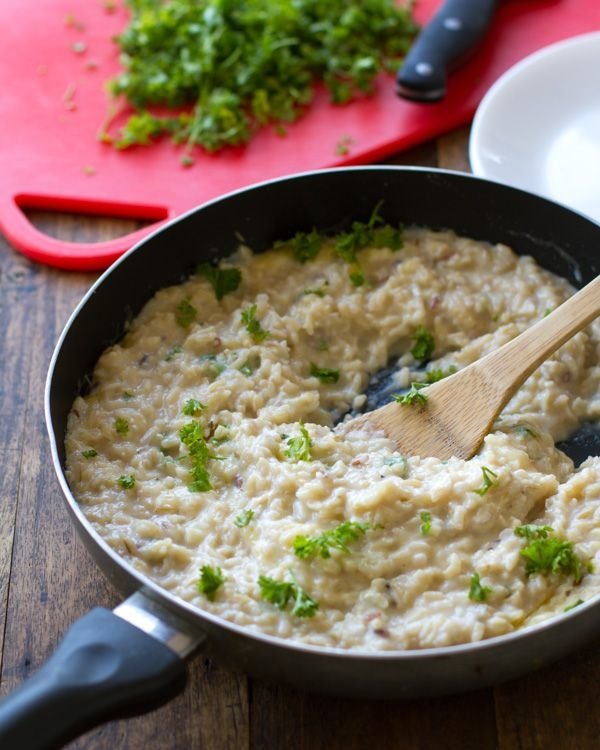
<box><xmin>1</xmin><ymin>167</ymin><xmax>599</xmax><ymax>749</ymax></box>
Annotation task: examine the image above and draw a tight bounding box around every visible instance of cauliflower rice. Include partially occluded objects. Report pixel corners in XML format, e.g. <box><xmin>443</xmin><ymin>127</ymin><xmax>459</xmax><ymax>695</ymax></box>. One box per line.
<box><xmin>65</xmin><ymin>227</ymin><xmax>600</xmax><ymax>650</ymax></box>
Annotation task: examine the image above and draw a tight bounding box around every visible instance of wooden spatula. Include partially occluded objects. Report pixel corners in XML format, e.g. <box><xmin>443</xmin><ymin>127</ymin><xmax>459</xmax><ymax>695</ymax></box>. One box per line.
<box><xmin>359</xmin><ymin>274</ymin><xmax>600</xmax><ymax>460</ymax></box>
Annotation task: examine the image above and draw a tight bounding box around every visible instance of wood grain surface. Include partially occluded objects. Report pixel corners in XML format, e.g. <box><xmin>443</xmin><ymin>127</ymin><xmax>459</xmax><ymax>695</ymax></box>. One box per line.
<box><xmin>1</xmin><ymin>127</ymin><xmax>598</xmax><ymax>749</ymax></box>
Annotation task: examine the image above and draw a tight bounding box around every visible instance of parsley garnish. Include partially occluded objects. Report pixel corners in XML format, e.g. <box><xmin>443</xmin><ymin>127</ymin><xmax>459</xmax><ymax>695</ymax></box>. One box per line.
<box><xmin>419</xmin><ymin>511</ymin><xmax>432</xmax><ymax>536</ymax></box>
<box><xmin>239</xmin><ymin>354</ymin><xmax>261</xmax><ymax>376</ymax></box>
<box><xmin>182</xmin><ymin>398</ymin><xmax>205</xmax><ymax>416</ymax></box>
<box><xmin>117</xmin><ymin>474</ymin><xmax>135</xmax><ymax>489</ymax></box>
<box><xmin>105</xmin><ymin>1</ymin><xmax>417</xmax><ymax>154</ymax></box>
<box><xmin>197</xmin><ymin>263</ymin><xmax>242</xmax><ymax>300</ymax></box>
<box><xmin>474</xmin><ymin>466</ymin><xmax>498</xmax><ymax>496</ymax></box>
<box><xmin>468</xmin><ymin>573</ymin><xmax>492</xmax><ymax>602</ymax></box>
<box><xmin>115</xmin><ymin>417</ymin><xmax>129</xmax><ymax>435</ymax></box>
<box><xmin>258</xmin><ymin>572</ymin><xmax>318</xmax><ymax>618</ymax></box>
<box><xmin>284</xmin><ymin>421</ymin><xmax>313</xmax><ymax>462</ymax></box>
<box><xmin>197</xmin><ymin>565</ymin><xmax>226</xmax><ymax>601</ymax></box>
<box><xmin>393</xmin><ymin>382</ymin><xmax>427</xmax><ymax>406</ymax></box>
<box><xmin>303</xmin><ymin>287</ymin><xmax>326</xmax><ymax>297</ymax></box>
<box><xmin>164</xmin><ymin>344</ymin><xmax>183</xmax><ymax>361</ymax></box>
<box><xmin>122</xmin><ymin>391</ymin><xmax>134</xmax><ymax>400</ymax></box>
<box><xmin>349</xmin><ymin>267</ymin><xmax>367</xmax><ymax>287</ymax></box>
<box><xmin>285</xmin><ymin>230</ymin><xmax>323</xmax><ymax>264</ymax></box>
<box><xmin>179</xmin><ymin>420</ymin><xmax>214</xmax><ymax>492</ymax></box>
<box><xmin>176</xmin><ymin>297</ymin><xmax>197</xmax><ymax>328</ymax></box>
<box><xmin>81</xmin><ymin>448</ymin><xmax>98</xmax><ymax>459</ymax></box>
<box><xmin>514</xmin><ymin>525</ymin><xmax>585</xmax><ymax>583</ymax></box>
<box><xmin>425</xmin><ymin>365</ymin><xmax>457</xmax><ymax>383</ymax></box>
<box><xmin>564</xmin><ymin>599</ymin><xmax>584</xmax><ymax>612</ymax></box>
<box><xmin>411</xmin><ymin>327</ymin><xmax>435</xmax><ymax>363</ymax></box>
<box><xmin>234</xmin><ymin>509</ymin><xmax>255</xmax><ymax>528</ymax></box>
<box><xmin>198</xmin><ymin>353</ymin><xmax>226</xmax><ymax>379</ymax></box>
<box><xmin>241</xmin><ymin>304</ymin><xmax>269</xmax><ymax>342</ymax></box>
<box><xmin>514</xmin><ymin>424</ymin><xmax>538</xmax><ymax>438</ymax></box>
<box><xmin>293</xmin><ymin>521</ymin><xmax>370</xmax><ymax>559</ymax></box>
<box><xmin>309</xmin><ymin>362</ymin><xmax>339</xmax><ymax>383</ymax></box>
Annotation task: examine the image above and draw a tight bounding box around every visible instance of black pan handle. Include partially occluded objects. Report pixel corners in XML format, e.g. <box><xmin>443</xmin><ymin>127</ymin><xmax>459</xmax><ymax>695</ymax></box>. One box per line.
<box><xmin>396</xmin><ymin>0</ymin><xmax>499</xmax><ymax>102</ymax></box>
<box><xmin>0</xmin><ymin>603</ymin><xmax>198</xmax><ymax>749</ymax></box>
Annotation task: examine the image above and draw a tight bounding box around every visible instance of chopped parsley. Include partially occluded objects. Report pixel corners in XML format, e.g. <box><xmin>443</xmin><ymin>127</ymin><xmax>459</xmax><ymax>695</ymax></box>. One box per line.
<box><xmin>164</xmin><ymin>344</ymin><xmax>183</xmax><ymax>361</ymax></box>
<box><xmin>198</xmin><ymin>353</ymin><xmax>226</xmax><ymax>379</ymax></box>
<box><xmin>309</xmin><ymin>362</ymin><xmax>339</xmax><ymax>383</ymax></box>
<box><xmin>514</xmin><ymin>424</ymin><xmax>538</xmax><ymax>438</ymax></box>
<box><xmin>393</xmin><ymin>382</ymin><xmax>427</xmax><ymax>406</ymax></box>
<box><xmin>197</xmin><ymin>565</ymin><xmax>226</xmax><ymax>601</ymax></box>
<box><xmin>241</xmin><ymin>304</ymin><xmax>269</xmax><ymax>342</ymax></box>
<box><xmin>473</xmin><ymin>466</ymin><xmax>498</xmax><ymax>496</ymax></box>
<box><xmin>105</xmin><ymin>1</ymin><xmax>417</xmax><ymax>154</ymax></box>
<box><xmin>122</xmin><ymin>390</ymin><xmax>135</xmax><ymax>400</ymax></box>
<box><xmin>234</xmin><ymin>509</ymin><xmax>255</xmax><ymax>528</ymax></box>
<box><xmin>514</xmin><ymin>525</ymin><xmax>586</xmax><ymax>583</ymax></box>
<box><xmin>239</xmin><ymin>354</ymin><xmax>261</xmax><ymax>376</ymax></box>
<box><xmin>303</xmin><ymin>286</ymin><xmax>326</xmax><ymax>297</ymax></box>
<box><xmin>115</xmin><ymin>417</ymin><xmax>129</xmax><ymax>435</ymax></box>
<box><xmin>284</xmin><ymin>230</ymin><xmax>324</xmax><ymax>264</ymax></box>
<box><xmin>81</xmin><ymin>448</ymin><xmax>98</xmax><ymax>459</ymax></box>
<box><xmin>564</xmin><ymin>599</ymin><xmax>584</xmax><ymax>612</ymax></box>
<box><xmin>179</xmin><ymin>420</ymin><xmax>214</xmax><ymax>492</ymax></box>
<box><xmin>283</xmin><ymin>422</ymin><xmax>313</xmax><ymax>462</ymax></box>
<box><xmin>425</xmin><ymin>365</ymin><xmax>457</xmax><ymax>383</ymax></box>
<box><xmin>117</xmin><ymin>474</ymin><xmax>136</xmax><ymax>489</ymax></box>
<box><xmin>383</xmin><ymin>455</ymin><xmax>409</xmax><ymax>477</ymax></box>
<box><xmin>410</xmin><ymin>327</ymin><xmax>435</xmax><ymax>363</ymax></box>
<box><xmin>175</xmin><ymin>297</ymin><xmax>197</xmax><ymax>328</ymax></box>
<box><xmin>197</xmin><ymin>263</ymin><xmax>242</xmax><ymax>300</ymax></box>
<box><xmin>293</xmin><ymin>521</ymin><xmax>370</xmax><ymax>559</ymax></box>
<box><xmin>468</xmin><ymin>573</ymin><xmax>491</xmax><ymax>602</ymax></box>
<box><xmin>182</xmin><ymin>398</ymin><xmax>205</xmax><ymax>416</ymax></box>
<box><xmin>349</xmin><ymin>267</ymin><xmax>367</xmax><ymax>287</ymax></box>
<box><xmin>258</xmin><ymin>572</ymin><xmax>318</xmax><ymax>618</ymax></box>
<box><xmin>419</xmin><ymin>511</ymin><xmax>432</xmax><ymax>536</ymax></box>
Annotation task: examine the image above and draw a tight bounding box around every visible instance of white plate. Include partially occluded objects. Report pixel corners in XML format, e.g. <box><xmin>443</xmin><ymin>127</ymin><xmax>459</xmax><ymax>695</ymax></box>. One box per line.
<box><xmin>470</xmin><ymin>31</ymin><xmax>600</xmax><ymax>223</ymax></box>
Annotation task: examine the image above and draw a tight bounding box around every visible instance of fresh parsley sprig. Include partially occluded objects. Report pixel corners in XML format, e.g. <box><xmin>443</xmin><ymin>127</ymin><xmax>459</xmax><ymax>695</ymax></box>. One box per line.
<box><xmin>283</xmin><ymin>421</ymin><xmax>313</xmax><ymax>462</ymax></box>
<box><xmin>309</xmin><ymin>363</ymin><xmax>339</xmax><ymax>383</ymax></box>
<box><xmin>393</xmin><ymin>382</ymin><xmax>427</xmax><ymax>406</ymax></box>
<box><xmin>197</xmin><ymin>263</ymin><xmax>242</xmax><ymax>300</ymax></box>
<box><xmin>468</xmin><ymin>572</ymin><xmax>491</xmax><ymax>602</ymax></box>
<box><xmin>176</xmin><ymin>297</ymin><xmax>197</xmax><ymax>328</ymax></box>
<box><xmin>241</xmin><ymin>304</ymin><xmax>269</xmax><ymax>342</ymax></box>
<box><xmin>258</xmin><ymin>571</ymin><xmax>319</xmax><ymax>618</ymax></box>
<box><xmin>473</xmin><ymin>466</ymin><xmax>498</xmax><ymax>496</ymax></box>
<box><xmin>514</xmin><ymin>525</ymin><xmax>586</xmax><ymax>583</ymax></box>
<box><xmin>411</xmin><ymin>327</ymin><xmax>435</xmax><ymax>363</ymax></box>
<box><xmin>197</xmin><ymin>565</ymin><xmax>226</xmax><ymax>601</ymax></box>
<box><xmin>293</xmin><ymin>521</ymin><xmax>370</xmax><ymax>559</ymax></box>
<box><xmin>179</xmin><ymin>420</ymin><xmax>216</xmax><ymax>491</ymax></box>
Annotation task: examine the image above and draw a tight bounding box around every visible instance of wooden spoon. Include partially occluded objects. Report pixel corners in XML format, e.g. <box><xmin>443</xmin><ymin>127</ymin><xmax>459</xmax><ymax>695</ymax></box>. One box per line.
<box><xmin>359</xmin><ymin>274</ymin><xmax>600</xmax><ymax>460</ymax></box>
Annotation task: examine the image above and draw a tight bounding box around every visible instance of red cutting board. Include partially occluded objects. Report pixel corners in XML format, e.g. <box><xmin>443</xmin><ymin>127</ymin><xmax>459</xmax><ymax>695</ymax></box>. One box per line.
<box><xmin>1</xmin><ymin>0</ymin><xmax>599</xmax><ymax>270</ymax></box>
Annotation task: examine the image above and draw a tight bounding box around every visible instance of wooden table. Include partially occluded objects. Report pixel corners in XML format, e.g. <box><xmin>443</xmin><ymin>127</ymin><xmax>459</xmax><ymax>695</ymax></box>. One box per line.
<box><xmin>1</xmin><ymin>127</ymin><xmax>598</xmax><ymax>749</ymax></box>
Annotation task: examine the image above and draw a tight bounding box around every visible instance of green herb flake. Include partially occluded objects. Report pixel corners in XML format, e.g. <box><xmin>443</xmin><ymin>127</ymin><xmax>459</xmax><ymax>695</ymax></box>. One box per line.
<box><xmin>286</xmin><ymin>230</ymin><xmax>324</xmax><ymax>264</ymax></box>
<box><xmin>175</xmin><ymin>297</ymin><xmax>197</xmax><ymax>328</ymax></box>
<box><xmin>197</xmin><ymin>263</ymin><xmax>242</xmax><ymax>300</ymax></box>
<box><xmin>392</xmin><ymin>382</ymin><xmax>427</xmax><ymax>407</ymax></box>
<box><xmin>383</xmin><ymin>455</ymin><xmax>409</xmax><ymax>477</ymax></box>
<box><xmin>239</xmin><ymin>354</ymin><xmax>261</xmax><ymax>376</ymax></box>
<box><xmin>197</xmin><ymin>565</ymin><xmax>226</xmax><ymax>601</ymax></box>
<box><xmin>284</xmin><ymin>421</ymin><xmax>313</xmax><ymax>462</ymax></box>
<box><xmin>234</xmin><ymin>509</ymin><xmax>255</xmax><ymax>528</ymax></box>
<box><xmin>293</xmin><ymin>521</ymin><xmax>370</xmax><ymax>559</ymax></box>
<box><xmin>303</xmin><ymin>287</ymin><xmax>326</xmax><ymax>297</ymax></box>
<box><xmin>182</xmin><ymin>398</ymin><xmax>206</xmax><ymax>416</ymax></box>
<box><xmin>241</xmin><ymin>304</ymin><xmax>269</xmax><ymax>342</ymax></box>
<box><xmin>309</xmin><ymin>362</ymin><xmax>339</xmax><ymax>383</ymax></box>
<box><xmin>335</xmin><ymin>134</ymin><xmax>354</xmax><ymax>156</ymax></box>
<box><xmin>468</xmin><ymin>573</ymin><xmax>492</xmax><ymax>602</ymax></box>
<box><xmin>117</xmin><ymin>474</ymin><xmax>136</xmax><ymax>489</ymax></box>
<box><xmin>514</xmin><ymin>424</ymin><xmax>538</xmax><ymax>439</ymax></box>
<box><xmin>410</xmin><ymin>327</ymin><xmax>435</xmax><ymax>363</ymax></box>
<box><xmin>258</xmin><ymin>573</ymin><xmax>318</xmax><ymax>618</ymax></box>
<box><xmin>179</xmin><ymin>420</ymin><xmax>214</xmax><ymax>492</ymax></box>
<box><xmin>81</xmin><ymin>448</ymin><xmax>98</xmax><ymax>459</ymax></box>
<box><xmin>419</xmin><ymin>511</ymin><xmax>432</xmax><ymax>536</ymax></box>
<box><xmin>425</xmin><ymin>365</ymin><xmax>457</xmax><ymax>383</ymax></box>
<box><xmin>164</xmin><ymin>344</ymin><xmax>183</xmax><ymax>361</ymax></box>
<box><xmin>122</xmin><ymin>391</ymin><xmax>135</xmax><ymax>400</ymax></box>
<box><xmin>515</xmin><ymin>527</ymin><xmax>586</xmax><ymax>583</ymax></box>
<box><xmin>474</xmin><ymin>466</ymin><xmax>498</xmax><ymax>496</ymax></box>
<box><xmin>115</xmin><ymin>417</ymin><xmax>129</xmax><ymax>435</ymax></box>
<box><xmin>349</xmin><ymin>267</ymin><xmax>367</xmax><ymax>287</ymax></box>
<box><xmin>564</xmin><ymin>598</ymin><xmax>584</xmax><ymax>612</ymax></box>
<box><xmin>198</xmin><ymin>353</ymin><xmax>227</xmax><ymax>378</ymax></box>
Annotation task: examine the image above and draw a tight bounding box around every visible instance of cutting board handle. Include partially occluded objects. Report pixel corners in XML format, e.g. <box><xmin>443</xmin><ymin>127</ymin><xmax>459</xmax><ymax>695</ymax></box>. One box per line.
<box><xmin>0</xmin><ymin>194</ymin><xmax>169</xmax><ymax>271</ymax></box>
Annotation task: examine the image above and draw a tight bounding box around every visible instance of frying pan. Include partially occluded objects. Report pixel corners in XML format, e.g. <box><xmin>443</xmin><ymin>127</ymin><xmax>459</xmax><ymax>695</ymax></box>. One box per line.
<box><xmin>1</xmin><ymin>167</ymin><xmax>600</xmax><ymax>749</ymax></box>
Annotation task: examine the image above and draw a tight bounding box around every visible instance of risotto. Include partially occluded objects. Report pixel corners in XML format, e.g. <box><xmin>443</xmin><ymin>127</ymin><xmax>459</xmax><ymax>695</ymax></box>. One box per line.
<box><xmin>65</xmin><ymin>224</ymin><xmax>600</xmax><ymax>650</ymax></box>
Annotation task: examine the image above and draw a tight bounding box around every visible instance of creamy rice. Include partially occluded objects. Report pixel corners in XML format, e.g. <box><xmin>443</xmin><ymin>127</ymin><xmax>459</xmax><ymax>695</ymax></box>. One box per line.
<box><xmin>65</xmin><ymin>228</ymin><xmax>600</xmax><ymax>650</ymax></box>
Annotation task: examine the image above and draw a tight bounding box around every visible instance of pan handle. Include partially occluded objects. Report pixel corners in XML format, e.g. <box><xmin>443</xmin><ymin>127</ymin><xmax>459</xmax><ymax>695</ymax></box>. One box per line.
<box><xmin>0</xmin><ymin>595</ymin><xmax>203</xmax><ymax>749</ymax></box>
